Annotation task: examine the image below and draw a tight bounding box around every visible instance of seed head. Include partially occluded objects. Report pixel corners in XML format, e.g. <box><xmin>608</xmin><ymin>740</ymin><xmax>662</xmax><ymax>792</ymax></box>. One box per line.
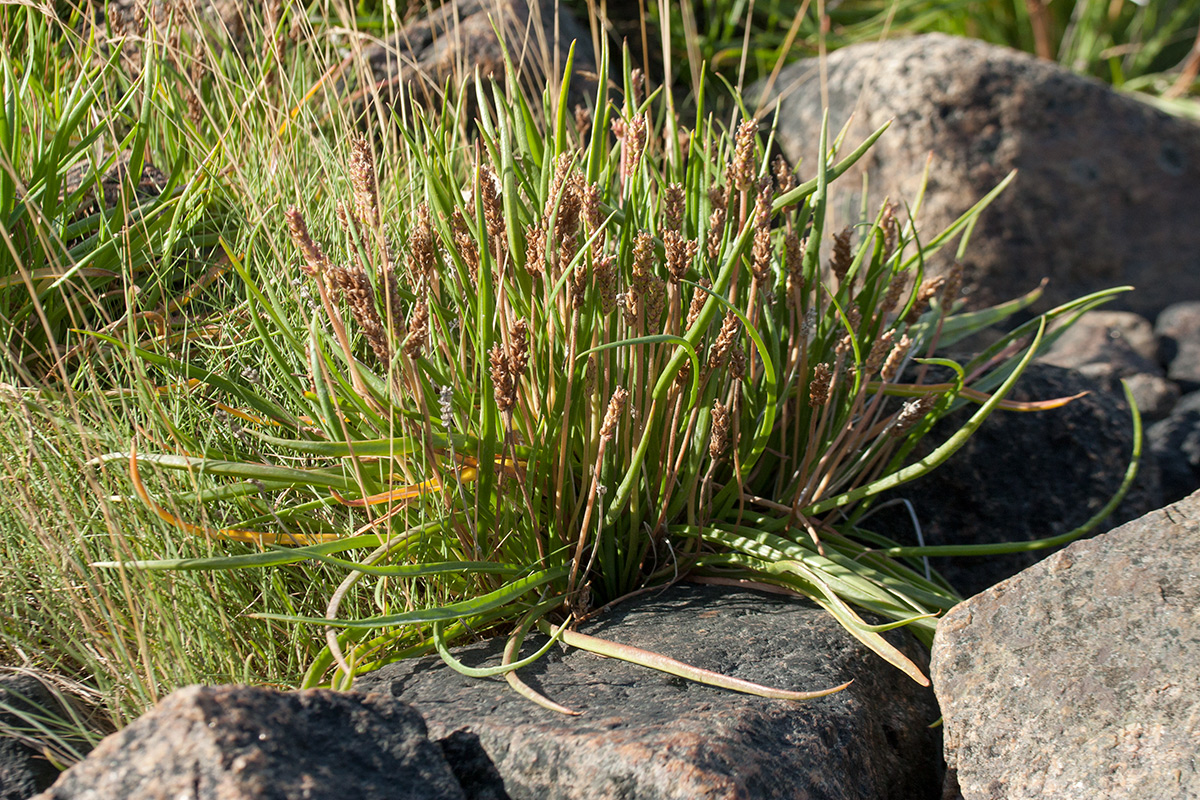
<box><xmin>490</xmin><ymin>343</ymin><xmax>516</xmax><ymax>413</ymax></box>
<box><xmin>663</xmin><ymin>183</ymin><xmax>685</xmax><ymax>233</ymax></box>
<box><xmin>809</xmin><ymin>363</ymin><xmax>833</xmax><ymax>406</ymax></box>
<box><xmin>404</xmin><ymin>298</ymin><xmax>429</xmax><ymax>358</ymax></box>
<box><xmin>906</xmin><ymin>276</ymin><xmax>947</xmax><ymax>324</ymax></box>
<box><xmin>479</xmin><ymin>164</ymin><xmax>505</xmax><ymax>250</ymax></box>
<box><xmin>600</xmin><ymin>387</ymin><xmax>630</xmax><ymax>441</ymax></box>
<box><xmin>728</xmin><ymin>118</ymin><xmax>758</xmax><ymax>192</ymax></box>
<box><xmin>593</xmin><ymin>255</ymin><xmax>618</xmax><ymax>314</ymax></box>
<box><xmin>686</xmin><ymin>278</ymin><xmax>710</xmax><ymax>329</ymax></box>
<box><xmin>330</xmin><ymin>265</ymin><xmax>390</xmax><ymax>365</ymax></box>
<box><xmin>784</xmin><ymin>231</ymin><xmax>804</xmax><ymax>300</ymax></box>
<box><xmin>773</xmin><ymin>155</ymin><xmax>796</xmax><ymax>203</ymax></box>
<box><xmin>830</xmin><ymin>226</ymin><xmax>853</xmax><ymax>285</ymax></box>
<box><xmin>880</xmin><ymin>202</ymin><xmax>901</xmax><ymax>261</ymax></box>
<box><xmin>285</xmin><ymin>207</ymin><xmax>329</xmax><ymax>277</ymax></box>
<box><xmin>706</xmin><ymin>311</ymin><xmax>741</xmax><ymax>371</ymax></box>
<box><xmin>524</xmin><ymin>223</ymin><xmax>546</xmax><ymax>276</ymax></box>
<box><xmin>349</xmin><ymin>134</ymin><xmax>380</xmax><ymax>230</ymax></box>
<box><xmin>508</xmin><ymin>319</ymin><xmax>529</xmax><ymax>380</ymax></box>
<box><xmin>632</xmin><ymin>230</ymin><xmax>656</xmax><ymax>293</ymax></box>
<box><xmin>450</xmin><ymin>208</ymin><xmax>478</xmax><ymax>279</ymax></box>
<box><xmin>892</xmin><ymin>394</ymin><xmax>938</xmax><ymax>437</ymax></box>
<box><xmin>664</xmin><ymin>230</ymin><xmax>698</xmax><ymax>283</ymax></box>
<box><xmin>864</xmin><ymin>329</ymin><xmax>895</xmax><ymax>378</ymax></box>
<box><xmin>709</xmin><ymin>399</ymin><xmax>730</xmax><ymax>460</ymax></box>
<box><xmin>881</xmin><ymin>271</ymin><xmax>908</xmax><ymax>315</ymax></box>
<box><xmin>623</xmin><ymin>113</ymin><xmax>648</xmax><ymax>182</ymax></box>
<box><xmin>880</xmin><ymin>334</ymin><xmax>912</xmax><ymax>383</ymax></box>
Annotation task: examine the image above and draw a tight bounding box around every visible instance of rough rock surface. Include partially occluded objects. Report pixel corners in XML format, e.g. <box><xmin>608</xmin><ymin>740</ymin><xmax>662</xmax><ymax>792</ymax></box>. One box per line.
<box><xmin>1148</xmin><ymin>390</ymin><xmax>1200</xmax><ymax>503</ymax></box>
<box><xmin>869</xmin><ymin>364</ymin><xmax>1160</xmax><ymax>598</ymax></box>
<box><xmin>1039</xmin><ymin>310</ymin><xmax>1178</xmax><ymax>419</ymax></box>
<box><xmin>758</xmin><ymin>33</ymin><xmax>1200</xmax><ymax>319</ymax></box>
<box><xmin>1155</xmin><ymin>301</ymin><xmax>1200</xmax><ymax>392</ymax></box>
<box><xmin>31</xmin><ymin>685</ymin><xmax>466</xmax><ymax>800</ymax></box>
<box><xmin>932</xmin><ymin>489</ymin><xmax>1200</xmax><ymax>799</ymax></box>
<box><xmin>362</xmin><ymin>0</ymin><xmax>598</xmax><ymax>114</ymax></box>
<box><xmin>354</xmin><ymin>582</ymin><xmax>943</xmax><ymax>800</ymax></box>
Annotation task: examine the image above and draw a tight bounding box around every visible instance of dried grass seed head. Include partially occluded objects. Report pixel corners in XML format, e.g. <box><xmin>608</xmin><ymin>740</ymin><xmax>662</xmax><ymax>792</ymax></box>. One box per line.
<box><xmin>892</xmin><ymin>394</ymin><xmax>938</xmax><ymax>437</ymax></box>
<box><xmin>664</xmin><ymin>230</ymin><xmax>698</xmax><ymax>283</ymax></box>
<box><xmin>809</xmin><ymin>362</ymin><xmax>833</xmax><ymax>406</ymax></box>
<box><xmin>728</xmin><ymin>118</ymin><xmax>758</xmax><ymax>192</ymax></box>
<box><xmin>663</xmin><ymin>183</ymin><xmax>685</xmax><ymax>233</ymax></box>
<box><xmin>490</xmin><ymin>343</ymin><xmax>516</xmax><ymax>413</ymax></box>
<box><xmin>600</xmin><ymin>387</ymin><xmax>630</xmax><ymax>441</ymax></box>
<box><xmin>686</xmin><ymin>278</ymin><xmax>711</xmax><ymax>328</ymax></box>
<box><xmin>593</xmin><ymin>255</ymin><xmax>618</xmax><ymax>314</ymax></box>
<box><xmin>709</xmin><ymin>399</ymin><xmax>730</xmax><ymax>459</ymax></box>
<box><xmin>880</xmin><ymin>334</ymin><xmax>912</xmax><ymax>383</ymax></box>
<box><xmin>285</xmin><ymin>207</ymin><xmax>329</xmax><ymax>277</ymax></box>
<box><xmin>403</xmin><ymin>298</ymin><xmax>429</xmax><ymax>358</ymax></box>
<box><xmin>707</xmin><ymin>311</ymin><xmax>741</xmax><ymax>370</ymax></box>
<box><xmin>830</xmin><ymin>226</ymin><xmax>853</xmax><ymax>284</ymax></box>
<box><xmin>349</xmin><ymin>134</ymin><xmax>380</xmax><ymax>230</ymax></box>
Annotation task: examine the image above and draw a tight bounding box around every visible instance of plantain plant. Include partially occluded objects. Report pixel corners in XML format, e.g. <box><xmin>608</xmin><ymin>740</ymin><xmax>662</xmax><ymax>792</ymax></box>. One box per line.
<box><xmin>91</xmin><ymin>40</ymin><xmax>1138</xmax><ymax>707</ymax></box>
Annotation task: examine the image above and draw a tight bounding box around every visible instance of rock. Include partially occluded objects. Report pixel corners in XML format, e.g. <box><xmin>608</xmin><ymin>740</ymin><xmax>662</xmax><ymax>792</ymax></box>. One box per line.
<box><xmin>868</xmin><ymin>364</ymin><xmax>1160</xmax><ymax>598</ymax></box>
<box><xmin>32</xmin><ymin>685</ymin><xmax>466</xmax><ymax>800</ymax></box>
<box><xmin>361</xmin><ymin>0</ymin><xmax>599</xmax><ymax>115</ymax></box>
<box><xmin>931</xmin><ymin>489</ymin><xmax>1200</xmax><ymax>799</ymax></box>
<box><xmin>1039</xmin><ymin>310</ymin><xmax>1178</xmax><ymax>419</ymax></box>
<box><xmin>757</xmin><ymin>34</ymin><xmax>1200</xmax><ymax>320</ymax></box>
<box><xmin>1155</xmin><ymin>301</ymin><xmax>1200</xmax><ymax>392</ymax></box>
<box><xmin>354</xmin><ymin>582</ymin><xmax>943</xmax><ymax>800</ymax></box>
<box><xmin>0</xmin><ymin>672</ymin><xmax>99</xmax><ymax>800</ymax></box>
<box><xmin>1148</xmin><ymin>391</ymin><xmax>1200</xmax><ymax>503</ymax></box>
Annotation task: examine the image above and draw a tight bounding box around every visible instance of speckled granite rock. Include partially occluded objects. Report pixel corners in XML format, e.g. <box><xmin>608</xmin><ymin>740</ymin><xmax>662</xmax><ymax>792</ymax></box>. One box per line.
<box><xmin>757</xmin><ymin>33</ymin><xmax>1200</xmax><ymax>319</ymax></box>
<box><xmin>354</xmin><ymin>582</ymin><xmax>942</xmax><ymax>800</ymax></box>
<box><xmin>31</xmin><ymin>685</ymin><xmax>465</xmax><ymax>800</ymax></box>
<box><xmin>1156</xmin><ymin>301</ymin><xmax>1200</xmax><ymax>393</ymax></box>
<box><xmin>361</xmin><ymin>0</ymin><xmax>598</xmax><ymax>114</ymax></box>
<box><xmin>932</xmin><ymin>490</ymin><xmax>1200</xmax><ymax>799</ymax></box>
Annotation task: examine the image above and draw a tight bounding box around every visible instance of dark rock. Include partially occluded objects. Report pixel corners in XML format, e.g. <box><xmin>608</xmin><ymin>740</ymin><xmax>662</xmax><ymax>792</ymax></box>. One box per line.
<box><xmin>437</xmin><ymin>730</ymin><xmax>510</xmax><ymax>800</ymax></box>
<box><xmin>931</xmin><ymin>489</ymin><xmax>1200</xmax><ymax>799</ymax></box>
<box><xmin>354</xmin><ymin>583</ymin><xmax>942</xmax><ymax>800</ymax></box>
<box><xmin>757</xmin><ymin>34</ymin><xmax>1200</xmax><ymax>320</ymax></box>
<box><xmin>1155</xmin><ymin>301</ymin><xmax>1200</xmax><ymax>392</ymax></box>
<box><xmin>361</xmin><ymin>0</ymin><xmax>599</xmax><ymax>115</ymax></box>
<box><xmin>0</xmin><ymin>672</ymin><xmax>99</xmax><ymax>800</ymax></box>
<box><xmin>1148</xmin><ymin>390</ymin><xmax>1200</xmax><ymax>503</ymax></box>
<box><xmin>868</xmin><ymin>364</ymin><xmax>1160</xmax><ymax>598</ymax></box>
<box><xmin>32</xmin><ymin>685</ymin><xmax>466</xmax><ymax>800</ymax></box>
<box><xmin>1039</xmin><ymin>310</ymin><xmax>1178</xmax><ymax>419</ymax></box>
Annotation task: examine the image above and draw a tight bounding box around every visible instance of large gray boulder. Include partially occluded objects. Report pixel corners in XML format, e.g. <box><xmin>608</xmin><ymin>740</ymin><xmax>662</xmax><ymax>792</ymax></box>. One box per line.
<box><xmin>931</xmin><ymin>489</ymin><xmax>1200</xmax><ymax>799</ymax></box>
<box><xmin>355</xmin><ymin>582</ymin><xmax>943</xmax><ymax>800</ymax></box>
<box><xmin>31</xmin><ymin>685</ymin><xmax>466</xmax><ymax>800</ymax></box>
<box><xmin>757</xmin><ymin>33</ymin><xmax>1200</xmax><ymax>319</ymax></box>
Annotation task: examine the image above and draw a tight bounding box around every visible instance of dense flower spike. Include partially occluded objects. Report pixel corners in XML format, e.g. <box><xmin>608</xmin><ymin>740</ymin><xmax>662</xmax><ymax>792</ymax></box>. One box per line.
<box><xmin>663</xmin><ymin>183</ymin><xmax>685</xmax><ymax>233</ymax></box>
<box><xmin>285</xmin><ymin>207</ymin><xmax>329</xmax><ymax>277</ymax></box>
<box><xmin>830</xmin><ymin>227</ymin><xmax>853</xmax><ymax>285</ymax></box>
<box><xmin>349</xmin><ymin>134</ymin><xmax>380</xmax><ymax>230</ymax></box>
<box><xmin>709</xmin><ymin>399</ymin><xmax>730</xmax><ymax>459</ymax></box>
<box><xmin>728</xmin><ymin>118</ymin><xmax>758</xmax><ymax>191</ymax></box>
<box><xmin>664</xmin><ymin>230</ymin><xmax>698</xmax><ymax>283</ymax></box>
<box><xmin>809</xmin><ymin>363</ymin><xmax>833</xmax><ymax>406</ymax></box>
